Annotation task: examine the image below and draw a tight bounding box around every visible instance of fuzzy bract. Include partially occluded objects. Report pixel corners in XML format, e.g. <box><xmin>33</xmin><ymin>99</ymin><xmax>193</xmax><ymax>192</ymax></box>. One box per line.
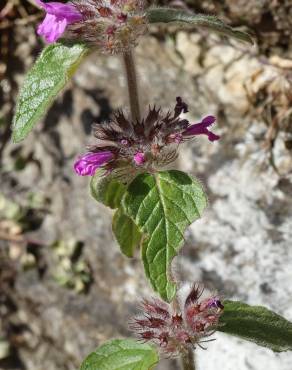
<box><xmin>74</xmin><ymin>97</ymin><xmax>220</xmax><ymax>179</ymax></box>
<box><xmin>129</xmin><ymin>284</ymin><xmax>224</xmax><ymax>356</ymax></box>
<box><xmin>36</xmin><ymin>0</ymin><xmax>147</xmax><ymax>53</ymax></box>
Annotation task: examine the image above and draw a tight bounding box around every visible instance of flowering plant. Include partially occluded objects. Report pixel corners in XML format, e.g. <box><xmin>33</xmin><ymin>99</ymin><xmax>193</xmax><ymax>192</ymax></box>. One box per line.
<box><xmin>12</xmin><ymin>1</ymin><xmax>292</xmax><ymax>369</ymax></box>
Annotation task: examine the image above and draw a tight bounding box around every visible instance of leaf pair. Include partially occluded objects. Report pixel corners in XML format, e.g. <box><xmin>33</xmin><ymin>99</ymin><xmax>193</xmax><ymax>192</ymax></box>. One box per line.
<box><xmin>91</xmin><ymin>171</ymin><xmax>292</xmax><ymax>356</ymax></box>
<box><xmin>91</xmin><ymin>170</ymin><xmax>208</xmax><ymax>302</ymax></box>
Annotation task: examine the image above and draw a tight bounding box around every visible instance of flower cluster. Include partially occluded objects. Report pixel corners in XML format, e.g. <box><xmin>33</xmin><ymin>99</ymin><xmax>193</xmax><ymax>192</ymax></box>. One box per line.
<box><xmin>74</xmin><ymin>97</ymin><xmax>220</xmax><ymax>178</ymax></box>
<box><xmin>36</xmin><ymin>0</ymin><xmax>147</xmax><ymax>53</ymax></box>
<box><xmin>129</xmin><ymin>284</ymin><xmax>224</xmax><ymax>356</ymax></box>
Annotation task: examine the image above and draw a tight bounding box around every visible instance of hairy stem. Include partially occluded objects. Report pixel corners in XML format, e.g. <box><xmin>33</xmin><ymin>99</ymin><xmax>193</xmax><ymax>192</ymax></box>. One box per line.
<box><xmin>171</xmin><ymin>298</ymin><xmax>196</xmax><ymax>370</ymax></box>
<box><xmin>181</xmin><ymin>349</ymin><xmax>196</xmax><ymax>370</ymax></box>
<box><xmin>123</xmin><ymin>50</ymin><xmax>141</xmax><ymax>122</ymax></box>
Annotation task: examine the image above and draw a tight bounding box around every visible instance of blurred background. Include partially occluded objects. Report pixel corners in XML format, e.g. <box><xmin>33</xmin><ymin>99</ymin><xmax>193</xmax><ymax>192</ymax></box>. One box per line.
<box><xmin>1</xmin><ymin>1</ymin><xmax>292</xmax><ymax>369</ymax></box>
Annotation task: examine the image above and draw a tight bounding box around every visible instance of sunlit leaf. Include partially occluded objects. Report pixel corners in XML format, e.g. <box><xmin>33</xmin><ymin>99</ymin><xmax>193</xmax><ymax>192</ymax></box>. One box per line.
<box><xmin>12</xmin><ymin>43</ymin><xmax>88</xmax><ymax>143</ymax></box>
<box><xmin>80</xmin><ymin>339</ymin><xmax>159</xmax><ymax>370</ymax></box>
<box><xmin>122</xmin><ymin>170</ymin><xmax>207</xmax><ymax>301</ymax></box>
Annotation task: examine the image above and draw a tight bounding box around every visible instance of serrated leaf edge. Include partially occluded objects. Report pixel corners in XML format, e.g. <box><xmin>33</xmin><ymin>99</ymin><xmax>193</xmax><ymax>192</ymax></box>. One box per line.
<box><xmin>121</xmin><ymin>170</ymin><xmax>208</xmax><ymax>302</ymax></box>
<box><xmin>12</xmin><ymin>43</ymin><xmax>88</xmax><ymax>143</ymax></box>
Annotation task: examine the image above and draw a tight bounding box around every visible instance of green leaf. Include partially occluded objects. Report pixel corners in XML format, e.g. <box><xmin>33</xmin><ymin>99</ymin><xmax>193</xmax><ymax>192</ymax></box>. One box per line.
<box><xmin>219</xmin><ymin>300</ymin><xmax>292</xmax><ymax>352</ymax></box>
<box><xmin>146</xmin><ymin>8</ymin><xmax>253</xmax><ymax>45</ymax></box>
<box><xmin>112</xmin><ymin>208</ymin><xmax>142</xmax><ymax>258</ymax></box>
<box><xmin>80</xmin><ymin>339</ymin><xmax>159</xmax><ymax>370</ymax></box>
<box><xmin>12</xmin><ymin>43</ymin><xmax>88</xmax><ymax>143</ymax></box>
<box><xmin>90</xmin><ymin>172</ymin><xmax>126</xmax><ymax>209</ymax></box>
<box><xmin>122</xmin><ymin>170</ymin><xmax>207</xmax><ymax>302</ymax></box>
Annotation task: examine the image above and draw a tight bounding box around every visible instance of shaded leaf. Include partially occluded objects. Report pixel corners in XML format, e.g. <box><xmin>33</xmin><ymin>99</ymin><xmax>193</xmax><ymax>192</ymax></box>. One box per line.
<box><xmin>146</xmin><ymin>8</ymin><xmax>253</xmax><ymax>45</ymax></box>
<box><xmin>90</xmin><ymin>171</ymin><xmax>126</xmax><ymax>209</ymax></box>
<box><xmin>112</xmin><ymin>208</ymin><xmax>142</xmax><ymax>257</ymax></box>
<box><xmin>12</xmin><ymin>43</ymin><xmax>88</xmax><ymax>143</ymax></box>
<box><xmin>219</xmin><ymin>300</ymin><xmax>292</xmax><ymax>352</ymax></box>
<box><xmin>122</xmin><ymin>170</ymin><xmax>207</xmax><ymax>302</ymax></box>
<box><xmin>80</xmin><ymin>339</ymin><xmax>159</xmax><ymax>370</ymax></box>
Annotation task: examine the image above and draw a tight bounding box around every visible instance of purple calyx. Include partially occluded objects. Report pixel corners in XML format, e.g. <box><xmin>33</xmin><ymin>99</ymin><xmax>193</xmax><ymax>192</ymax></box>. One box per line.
<box><xmin>74</xmin><ymin>151</ymin><xmax>114</xmax><ymax>176</ymax></box>
<box><xmin>36</xmin><ymin>0</ymin><xmax>82</xmax><ymax>43</ymax></box>
<box><xmin>183</xmin><ymin>115</ymin><xmax>220</xmax><ymax>142</ymax></box>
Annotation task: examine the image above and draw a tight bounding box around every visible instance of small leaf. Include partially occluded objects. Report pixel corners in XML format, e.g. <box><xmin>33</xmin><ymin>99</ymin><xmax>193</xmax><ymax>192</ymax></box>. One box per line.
<box><xmin>122</xmin><ymin>170</ymin><xmax>207</xmax><ymax>302</ymax></box>
<box><xmin>146</xmin><ymin>8</ymin><xmax>253</xmax><ymax>45</ymax></box>
<box><xmin>80</xmin><ymin>339</ymin><xmax>159</xmax><ymax>370</ymax></box>
<box><xmin>112</xmin><ymin>208</ymin><xmax>142</xmax><ymax>257</ymax></box>
<box><xmin>219</xmin><ymin>300</ymin><xmax>292</xmax><ymax>352</ymax></box>
<box><xmin>12</xmin><ymin>43</ymin><xmax>88</xmax><ymax>143</ymax></box>
<box><xmin>90</xmin><ymin>172</ymin><xmax>126</xmax><ymax>209</ymax></box>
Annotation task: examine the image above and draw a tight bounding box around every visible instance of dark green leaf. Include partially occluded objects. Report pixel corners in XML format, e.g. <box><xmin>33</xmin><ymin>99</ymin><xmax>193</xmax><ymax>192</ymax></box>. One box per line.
<box><xmin>12</xmin><ymin>43</ymin><xmax>88</xmax><ymax>143</ymax></box>
<box><xmin>146</xmin><ymin>8</ymin><xmax>253</xmax><ymax>45</ymax></box>
<box><xmin>80</xmin><ymin>339</ymin><xmax>159</xmax><ymax>370</ymax></box>
<box><xmin>122</xmin><ymin>170</ymin><xmax>207</xmax><ymax>301</ymax></box>
<box><xmin>112</xmin><ymin>208</ymin><xmax>142</xmax><ymax>257</ymax></box>
<box><xmin>90</xmin><ymin>172</ymin><xmax>126</xmax><ymax>209</ymax></box>
<box><xmin>219</xmin><ymin>300</ymin><xmax>292</xmax><ymax>352</ymax></box>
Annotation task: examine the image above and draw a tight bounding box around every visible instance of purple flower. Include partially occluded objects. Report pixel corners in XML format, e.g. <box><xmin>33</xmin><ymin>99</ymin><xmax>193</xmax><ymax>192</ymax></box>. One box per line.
<box><xmin>183</xmin><ymin>116</ymin><xmax>220</xmax><ymax>142</ymax></box>
<box><xmin>36</xmin><ymin>0</ymin><xmax>82</xmax><ymax>43</ymax></box>
<box><xmin>74</xmin><ymin>151</ymin><xmax>114</xmax><ymax>176</ymax></box>
<box><xmin>134</xmin><ymin>152</ymin><xmax>146</xmax><ymax>166</ymax></box>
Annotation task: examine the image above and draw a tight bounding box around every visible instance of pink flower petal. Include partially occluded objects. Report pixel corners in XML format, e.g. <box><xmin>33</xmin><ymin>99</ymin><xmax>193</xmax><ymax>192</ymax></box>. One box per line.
<box><xmin>182</xmin><ymin>116</ymin><xmax>220</xmax><ymax>142</ymax></box>
<box><xmin>201</xmin><ymin>115</ymin><xmax>216</xmax><ymax>126</ymax></box>
<box><xmin>134</xmin><ymin>152</ymin><xmax>146</xmax><ymax>166</ymax></box>
<box><xmin>43</xmin><ymin>2</ymin><xmax>82</xmax><ymax>22</ymax></box>
<box><xmin>37</xmin><ymin>14</ymin><xmax>68</xmax><ymax>43</ymax></box>
<box><xmin>74</xmin><ymin>151</ymin><xmax>114</xmax><ymax>176</ymax></box>
<box><xmin>36</xmin><ymin>0</ymin><xmax>82</xmax><ymax>43</ymax></box>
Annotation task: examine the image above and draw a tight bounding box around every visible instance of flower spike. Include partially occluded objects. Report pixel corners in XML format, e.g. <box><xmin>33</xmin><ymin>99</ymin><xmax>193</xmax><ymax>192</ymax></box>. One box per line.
<box><xmin>130</xmin><ymin>284</ymin><xmax>224</xmax><ymax>357</ymax></box>
<box><xmin>74</xmin><ymin>97</ymin><xmax>220</xmax><ymax>178</ymax></box>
